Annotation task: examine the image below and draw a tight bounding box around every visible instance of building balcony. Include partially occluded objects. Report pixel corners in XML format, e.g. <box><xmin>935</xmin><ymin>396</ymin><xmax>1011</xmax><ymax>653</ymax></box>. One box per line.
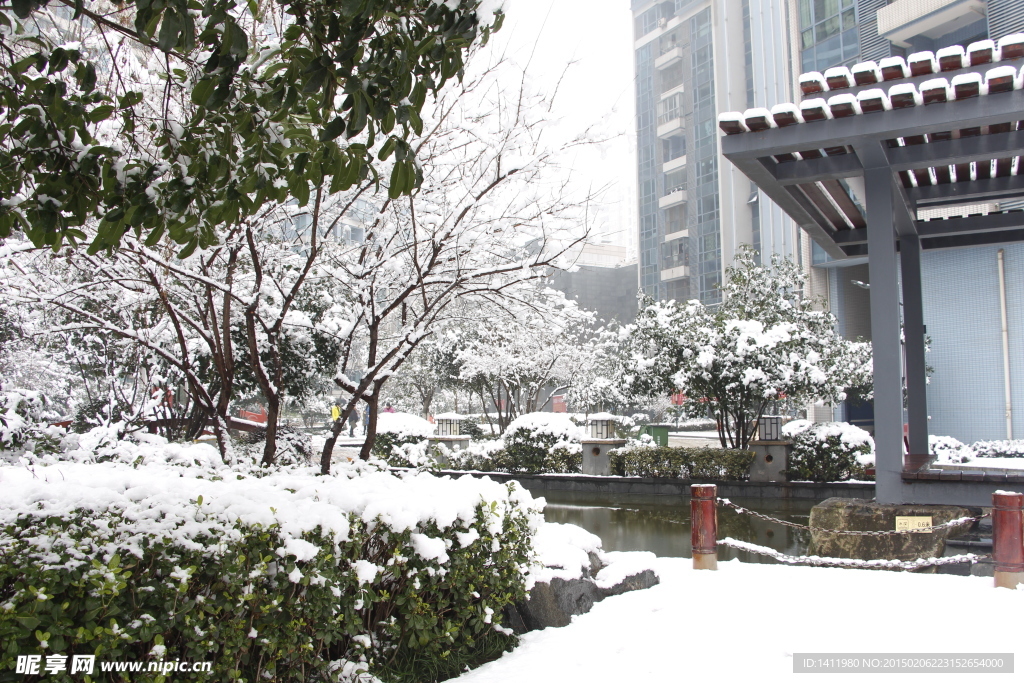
<box><xmin>664</xmin><ymin>228</ymin><xmax>689</xmax><ymax>243</ymax></box>
<box><xmin>662</xmin><ymin>154</ymin><xmax>687</xmax><ymax>173</ymax></box>
<box><xmin>876</xmin><ymin>0</ymin><xmax>987</xmax><ymax>48</ymax></box>
<box><xmin>658</xmin><ymin>189</ymin><xmax>687</xmax><ymax>209</ymax></box>
<box><xmin>655</xmin><ymin>46</ymin><xmax>683</xmax><ymax>70</ymax></box>
<box><xmin>657</xmin><ymin>117</ymin><xmax>684</xmax><ymax>139</ymax></box>
<box><xmin>660</xmin><ymin>265</ymin><xmax>690</xmax><ymax>281</ymax></box>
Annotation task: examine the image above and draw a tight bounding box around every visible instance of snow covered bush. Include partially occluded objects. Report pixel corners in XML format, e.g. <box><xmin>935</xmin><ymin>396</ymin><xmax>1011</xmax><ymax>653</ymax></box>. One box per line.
<box><xmin>971</xmin><ymin>439</ymin><xmax>1024</xmax><ymax>458</ymax></box>
<box><xmin>0</xmin><ymin>384</ymin><xmax>64</xmax><ymax>460</ymax></box>
<box><xmin>237</xmin><ymin>425</ymin><xmax>315</xmax><ymax>467</ymax></box>
<box><xmin>373</xmin><ymin>412</ymin><xmax>437</xmax><ymax>467</ymax></box>
<box><xmin>609</xmin><ymin>445</ymin><xmax>754</xmax><ymax>480</ymax></box>
<box><xmin>498</xmin><ymin>413</ymin><xmax>587</xmax><ymax>474</ymax></box>
<box><xmin>930</xmin><ymin>435</ymin><xmax>973</xmax><ymax>464</ymax></box>
<box><xmin>0</xmin><ymin>457</ymin><xmax>540</xmax><ymax>683</ymax></box>
<box><xmin>782</xmin><ymin>420</ymin><xmax>873</xmax><ymax>482</ymax></box>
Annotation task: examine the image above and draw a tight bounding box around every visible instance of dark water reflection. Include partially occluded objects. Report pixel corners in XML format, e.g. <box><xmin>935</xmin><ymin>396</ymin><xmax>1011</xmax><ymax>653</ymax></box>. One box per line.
<box><xmin>540</xmin><ymin>490</ymin><xmax>815</xmax><ymax>565</ymax></box>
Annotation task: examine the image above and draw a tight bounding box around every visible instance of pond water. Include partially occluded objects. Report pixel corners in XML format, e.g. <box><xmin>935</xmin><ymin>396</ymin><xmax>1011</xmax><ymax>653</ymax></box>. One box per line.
<box><xmin>540</xmin><ymin>490</ymin><xmax>816</xmax><ymax>565</ymax></box>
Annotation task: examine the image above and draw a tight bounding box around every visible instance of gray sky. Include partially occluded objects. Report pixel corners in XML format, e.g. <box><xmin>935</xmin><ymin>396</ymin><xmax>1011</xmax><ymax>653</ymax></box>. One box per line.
<box><xmin>483</xmin><ymin>0</ymin><xmax>638</xmax><ymax>253</ymax></box>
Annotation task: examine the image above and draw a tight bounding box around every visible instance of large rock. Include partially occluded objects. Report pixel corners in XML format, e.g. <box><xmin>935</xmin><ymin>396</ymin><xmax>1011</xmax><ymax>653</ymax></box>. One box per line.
<box><xmin>808</xmin><ymin>497</ymin><xmax>973</xmax><ymax>564</ymax></box>
<box><xmin>506</xmin><ymin>552</ymin><xmax>660</xmax><ymax>632</ymax></box>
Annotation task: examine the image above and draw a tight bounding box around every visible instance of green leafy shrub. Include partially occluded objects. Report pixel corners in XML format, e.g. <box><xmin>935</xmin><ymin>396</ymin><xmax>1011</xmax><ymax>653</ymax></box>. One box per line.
<box><xmin>782</xmin><ymin>420</ymin><xmax>873</xmax><ymax>482</ymax></box>
<box><xmin>0</xmin><ymin>384</ymin><xmax>64</xmax><ymax>460</ymax></box>
<box><xmin>610</xmin><ymin>445</ymin><xmax>755</xmax><ymax>480</ymax></box>
<box><xmin>0</xmin><ymin>463</ymin><xmax>537</xmax><ymax>683</ymax></box>
<box><xmin>459</xmin><ymin>416</ymin><xmax>486</xmax><ymax>439</ymax></box>
<box><xmin>495</xmin><ymin>413</ymin><xmax>585</xmax><ymax>474</ymax></box>
<box><xmin>373</xmin><ymin>412</ymin><xmax>435</xmax><ymax>467</ymax></box>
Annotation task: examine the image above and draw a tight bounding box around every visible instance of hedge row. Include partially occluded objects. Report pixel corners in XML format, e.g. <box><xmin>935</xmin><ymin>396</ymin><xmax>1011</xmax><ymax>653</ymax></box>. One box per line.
<box><xmin>0</xmin><ymin>463</ymin><xmax>537</xmax><ymax>683</ymax></box>
<box><xmin>610</xmin><ymin>446</ymin><xmax>755</xmax><ymax>480</ymax></box>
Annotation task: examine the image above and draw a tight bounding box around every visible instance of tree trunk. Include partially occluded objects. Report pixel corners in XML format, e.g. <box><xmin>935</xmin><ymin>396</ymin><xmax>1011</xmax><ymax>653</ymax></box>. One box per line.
<box><xmin>320</xmin><ymin>418</ymin><xmax>345</xmax><ymax>474</ymax></box>
<box><xmin>359</xmin><ymin>396</ymin><xmax>379</xmax><ymax>460</ymax></box>
<box><xmin>261</xmin><ymin>395</ymin><xmax>280</xmax><ymax>466</ymax></box>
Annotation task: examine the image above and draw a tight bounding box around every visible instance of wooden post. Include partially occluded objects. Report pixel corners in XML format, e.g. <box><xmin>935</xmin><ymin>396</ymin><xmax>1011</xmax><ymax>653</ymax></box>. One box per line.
<box><xmin>992</xmin><ymin>490</ymin><xmax>1024</xmax><ymax>589</ymax></box>
<box><xmin>691</xmin><ymin>484</ymin><xmax>718</xmax><ymax>570</ymax></box>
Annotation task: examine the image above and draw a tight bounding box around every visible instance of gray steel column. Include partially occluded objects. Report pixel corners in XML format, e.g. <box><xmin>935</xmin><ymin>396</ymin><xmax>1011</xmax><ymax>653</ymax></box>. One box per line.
<box><xmin>900</xmin><ymin>233</ymin><xmax>929</xmax><ymax>457</ymax></box>
<box><xmin>864</xmin><ymin>169</ymin><xmax>905</xmax><ymax>504</ymax></box>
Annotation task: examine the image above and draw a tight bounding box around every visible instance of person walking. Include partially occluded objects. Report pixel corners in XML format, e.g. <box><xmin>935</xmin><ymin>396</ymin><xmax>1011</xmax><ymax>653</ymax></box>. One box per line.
<box><xmin>348</xmin><ymin>406</ymin><xmax>360</xmax><ymax>438</ymax></box>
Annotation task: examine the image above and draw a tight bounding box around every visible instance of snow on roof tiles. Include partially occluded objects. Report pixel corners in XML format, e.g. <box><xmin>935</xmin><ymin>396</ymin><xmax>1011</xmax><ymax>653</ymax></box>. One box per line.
<box><xmin>719</xmin><ymin>33</ymin><xmax>1024</xmax><ymax>136</ymax></box>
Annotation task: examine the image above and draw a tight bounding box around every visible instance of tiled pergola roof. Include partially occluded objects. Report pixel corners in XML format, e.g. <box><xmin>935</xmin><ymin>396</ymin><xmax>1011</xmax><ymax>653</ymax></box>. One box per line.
<box><xmin>718</xmin><ymin>34</ymin><xmax>1024</xmax><ymax>260</ymax></box>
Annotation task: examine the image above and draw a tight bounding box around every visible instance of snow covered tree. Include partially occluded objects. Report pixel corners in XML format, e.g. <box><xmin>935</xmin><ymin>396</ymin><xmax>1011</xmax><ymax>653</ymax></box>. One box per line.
<box><xmin>314</xmin><ymin>56</ymin><xmax>600</xmax><ymax>471</ymax></box>
<box><xmin>454</xmin><ymin>287</ymin><xmax>599</xmax><ymax>432</ymax></box>
<box><xmin>620</xmin><ymin>247</ymin><xmax>872</xmax><ymax>450</ymax></box>
<box><xmin>0</xmin><ymin>0</ymin><xmax>505</xmax><ymax>252</ymax></box>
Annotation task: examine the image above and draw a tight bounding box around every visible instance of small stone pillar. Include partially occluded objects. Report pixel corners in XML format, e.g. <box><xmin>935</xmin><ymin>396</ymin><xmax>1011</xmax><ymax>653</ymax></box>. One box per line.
<box><xmin>691</xmin><ymin>484</ymin><xmax>718</xmax><ymax>570</ymax></box>
<box><xmin>581</xmin><ymin>413</ymin><xmax>626</xmax><ymax>476</ymax></box>
<box><xmin>993</xmin><ymin>490</ymin><xmax>1024</xmax><ymax>589</ymax></box>
<box><xmin>428</xmin><ymin>413</ymin><xmax>471</xmax><ymax>466</ymax></box>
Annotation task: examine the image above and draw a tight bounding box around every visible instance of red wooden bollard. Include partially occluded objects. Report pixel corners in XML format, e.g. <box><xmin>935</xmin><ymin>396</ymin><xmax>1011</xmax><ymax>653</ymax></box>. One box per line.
<box><xmin>992</xmin><ymin>490</ymin><xmax>1024</xmax><ymax>589</ymax></box>
<box><xmin>691</xmin><ymin>484</ymin><xmax>718</xmax><ymax>570</ymax></box>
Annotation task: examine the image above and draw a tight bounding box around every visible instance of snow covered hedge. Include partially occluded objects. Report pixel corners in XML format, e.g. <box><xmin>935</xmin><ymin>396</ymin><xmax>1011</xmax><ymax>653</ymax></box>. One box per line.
<box><xmin>373</xmin><ymin>412</ymin><xmax>437</xmax><ymax>467</ymax></box>
<box><xmin>0</xmin><ymin>451</ymin><xmax>540</xmax><ymax>682</ymax></box>
<box><xmin>609</xmin><ymin>445</ymin><xmax>754</xmax><ymax>480</ymax></box>
<box><xmin>782</xmin><ymin>420</ymin><xmax>873</xmax><ymax>482</ymax></box>
<box><xmin>498</xmin><ymin>413</ymin><xmax>586</xmax><ymax>474</ymax></box>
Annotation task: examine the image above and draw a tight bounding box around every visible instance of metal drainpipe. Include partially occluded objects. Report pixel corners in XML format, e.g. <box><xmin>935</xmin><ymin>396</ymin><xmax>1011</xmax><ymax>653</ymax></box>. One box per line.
<box><xmin>997</xmin><ymin>248</ymin><xmax>1013</xmax><ymax>439</ymax></box>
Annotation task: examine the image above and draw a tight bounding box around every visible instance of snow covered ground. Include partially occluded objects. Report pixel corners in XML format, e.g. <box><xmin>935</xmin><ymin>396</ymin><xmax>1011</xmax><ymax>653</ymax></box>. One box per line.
<box><xmin>454</xmin><ymin>558</ymin><xmax>1023</xmax><ymax>683</ymax></box>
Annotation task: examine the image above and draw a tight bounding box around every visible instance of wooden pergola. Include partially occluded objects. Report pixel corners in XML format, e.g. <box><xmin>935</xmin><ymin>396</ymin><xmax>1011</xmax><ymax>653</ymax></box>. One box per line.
<box><xmin>719</xmin><ymin>36</ymin><xmax>1024</xmax><ymax>505</ymax></box>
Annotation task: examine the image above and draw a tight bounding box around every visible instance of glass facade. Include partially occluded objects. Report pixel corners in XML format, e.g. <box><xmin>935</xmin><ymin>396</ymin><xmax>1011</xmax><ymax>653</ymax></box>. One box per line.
<box><xmin>635</xmin><ymin>41</ymin><xmax>661</xmax><ymax>298</ymax></box>
<box><xmin>799</xmin><ymin>0</ymin><xmax>859</xmax><ymax>73</ymax></box>
<box><xmin>690</xmin><ymin>8</ymin><xmax>720</xmax><ymax>304</ymax></box>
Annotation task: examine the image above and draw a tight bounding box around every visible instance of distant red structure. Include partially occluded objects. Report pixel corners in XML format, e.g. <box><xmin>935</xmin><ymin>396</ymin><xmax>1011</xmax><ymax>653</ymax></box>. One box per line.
<box><xmin>552</xmin><ymin>395</ymin><xmax>567</xmax><ymax>413</ymax></box>
<box><xmin>238</xmin><ymin>406</ymin><xmax>268</xmax><ymax>423</ymax></box>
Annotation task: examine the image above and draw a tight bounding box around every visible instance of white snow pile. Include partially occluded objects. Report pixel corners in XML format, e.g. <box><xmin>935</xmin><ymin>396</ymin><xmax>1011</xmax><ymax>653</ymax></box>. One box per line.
<box><xmin>929</xmin><ymin>435</ymin><xmax>974</xmax><ymax>464</ymax></box>
<box><xmin>505</xmin><ymin>412</ymin><xmax>587</xmax><ymax>453</ymax></box>
<box><xmin>527</xmin><ymin>521</ymin><xmax>658</xmax><ymax>592</ymax></box>
<box><xmin>971</xmin><ymin>439</ymin><xmax>1024</xmax><ymax>458</ymax></box>
<box><xmin>375</xmin><ymin>411</ymin><xmax>436</xmax><ymax>440</ymax></box>
<box><xmin>48</xmin><ymin>426</ymin><xmax>226</xmax><ymax>468</ymax></box>
<box><xmin>930</xmin><ymin>436</ymin><xmax>1024</xmax><ymax>462</ymax></box>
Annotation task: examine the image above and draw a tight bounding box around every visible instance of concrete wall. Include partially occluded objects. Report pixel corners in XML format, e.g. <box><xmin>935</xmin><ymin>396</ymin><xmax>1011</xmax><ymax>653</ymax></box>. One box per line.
<box><xmin>922</xmin><ymin>244</ymin><xmax>1024</xmax><ymax>442</ymax></box>
<box><xmin>548</xmin><ymin>263</ymin><xmax>640</xmax><ymax>324</ymax></box>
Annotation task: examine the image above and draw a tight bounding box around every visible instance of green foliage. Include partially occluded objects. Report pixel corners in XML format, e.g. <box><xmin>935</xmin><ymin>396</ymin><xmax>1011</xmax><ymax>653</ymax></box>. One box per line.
<box><xmin>71</xmin><ymin>396</ymin><xmax>131</xmax><ymax>434</ymax></box>
<box><xmin>460</xmin><ymin>416</ymin><xmax>486</xmax><ymax>439</ymax></box>
<box><xmin>373</xmin><ymin>431</ymin><xmax>429</xmax><ymax>465</ymax></box>
<box><xmin>0</xmin><ymin>487</ymin><xmax>532</xmax><ymax>682</ymax></box>
<box><xmin>0</xmin><ymin>0</ymin><xmax>503</xmax><ymax>253</ymax></box>
<box><xmin>489</xmin><ymin>428</ymin><xmax>581</xmax><ymax>475</ymax></box>
<box><xmin>784</xmin><ymin>430</ymin><xmax>871</xmax><ymax>483</ymax></box>
<box><xmin>610</xmin><ymin>445</ymin><xmax>755</xmax><ymax>480</ymax></box>
<box><xmin>0</xmin><ymin>384</ymin><xmax>64</xmax><ymax>458</ymax></box>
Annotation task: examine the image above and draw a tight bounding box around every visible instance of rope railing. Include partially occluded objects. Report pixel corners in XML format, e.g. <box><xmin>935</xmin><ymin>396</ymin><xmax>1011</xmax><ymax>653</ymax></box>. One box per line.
<box><xmin>717</xmin><ymin>497</ymin><xmax>990</xmax><ymax>536</ymax></box>
<box><xmin>718</xmin><ymin>537</ymin><xmax>989</xmax><ymax>570</ymax></box>
<box><xmin>688</xmin><ymin>484</ymin><xmax>1023</xmax><ymax>588</ymax></box>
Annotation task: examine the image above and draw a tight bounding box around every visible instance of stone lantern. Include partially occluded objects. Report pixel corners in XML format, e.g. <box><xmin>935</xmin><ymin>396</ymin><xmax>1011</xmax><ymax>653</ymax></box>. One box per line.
<box><xmin>435</xmin><ymin>414</ymin><xmax>461</xmax><ymax>437</ymax></box>
<box><xmin>749</xmin><ymin>415</ymin><xmax>791</xmax><ymax>482</ymax></box>
<box><xmin>581</xmin><ymin>412</ymin><xmax>627</xmax><ymax>476</ymax></box>
<box><xmin>429</xmin><ymin>413</ymin><xmax>471</xmax><ymax>466</ymax></box>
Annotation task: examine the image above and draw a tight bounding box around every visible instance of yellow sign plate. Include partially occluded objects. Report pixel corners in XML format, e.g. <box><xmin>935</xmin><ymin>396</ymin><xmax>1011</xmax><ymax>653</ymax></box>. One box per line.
<box><xmin>895</xmin><ymin>516</ymin><xmax>933</xmax><ymax>533</ymax></box>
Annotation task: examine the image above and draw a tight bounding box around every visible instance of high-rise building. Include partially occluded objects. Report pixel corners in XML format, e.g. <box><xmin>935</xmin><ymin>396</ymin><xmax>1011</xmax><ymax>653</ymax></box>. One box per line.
<box><xmin>631</xmin><ymin>0</ymin><xmax>798</xmax><ymax>305</ymax></box>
